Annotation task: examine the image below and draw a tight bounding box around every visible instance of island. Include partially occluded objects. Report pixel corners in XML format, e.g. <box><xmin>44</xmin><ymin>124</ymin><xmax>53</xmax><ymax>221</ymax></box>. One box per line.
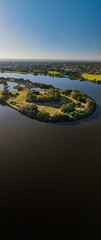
<box><xmin>0</xmin><ymin>87</ymin><xmax>96</xmax><ymax>123</ymax></box>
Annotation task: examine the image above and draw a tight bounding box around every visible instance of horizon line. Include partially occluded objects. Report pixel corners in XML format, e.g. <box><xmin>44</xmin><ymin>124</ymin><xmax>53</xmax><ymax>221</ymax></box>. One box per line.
<box><xmin>0</xmin><ymin>58</ymin><xmax>101</xmax><ymax>62</ymax></box>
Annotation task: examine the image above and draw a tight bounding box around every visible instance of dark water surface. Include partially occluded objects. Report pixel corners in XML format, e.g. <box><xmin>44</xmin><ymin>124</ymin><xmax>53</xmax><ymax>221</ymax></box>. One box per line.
<box><xmin>0</xmin><ymin>73</ymin><xmax>101</xmax><ymax>237</ymax></box>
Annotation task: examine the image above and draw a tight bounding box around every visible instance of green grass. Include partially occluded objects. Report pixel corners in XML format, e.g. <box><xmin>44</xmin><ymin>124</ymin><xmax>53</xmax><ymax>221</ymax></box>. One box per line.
<box><xmin>7</xmin><ymin>91</ymin><xmax>28</xmax><ymax>109</ymax></box>
<box><xmin>0</xmin><ymin>70</ymin><xmax>27</xmax><ymax>74</ymax></box>
<box><xmin>0</xmin><ymin>69</ymin><xmax>63</xmax><ymax>76</ymax></box>
<box><xmin>40</xmin><ymin>106</ymin><xmax>60</xmax><ymax>115</ymax></box>
<box><xmin>48</xmin><ymin>71</ymin><xmax>62</xmax><ymax>75</ymax></box>
<box><xmin>82</xmin><ymin>73</ymin><xmax>101</xmax><ymax>82</ymax></box>
<box><xmin>0</xmin><ymin>70</ymin><xmax>40</xmax><ymax>74</ymax></box>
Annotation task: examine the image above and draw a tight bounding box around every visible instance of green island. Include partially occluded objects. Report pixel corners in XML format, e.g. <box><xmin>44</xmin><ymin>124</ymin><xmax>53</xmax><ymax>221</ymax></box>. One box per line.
<box><xmin>0</xmin><ymin>87</ymin><xmax>96</xmax><ymax>123</ymax></box>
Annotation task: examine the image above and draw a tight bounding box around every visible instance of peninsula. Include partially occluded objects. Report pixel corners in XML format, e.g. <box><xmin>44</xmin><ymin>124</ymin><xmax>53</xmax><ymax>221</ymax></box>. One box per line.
<box><xmin>0</xmin><ymin>87</ymin><xmax>96</xmax><ymax>122</ymax></box>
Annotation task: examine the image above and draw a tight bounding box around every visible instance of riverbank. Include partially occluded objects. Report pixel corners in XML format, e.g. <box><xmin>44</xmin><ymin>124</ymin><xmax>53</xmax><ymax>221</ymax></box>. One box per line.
<box><xmin>1</xmin><ymin>70</ymin><xmax>101</xmax><ymax>85</ymax></box>
<box><xmin>0</xmin><ymin>69</ymin><xmax>63</xmax><ymax>77</ymax></box>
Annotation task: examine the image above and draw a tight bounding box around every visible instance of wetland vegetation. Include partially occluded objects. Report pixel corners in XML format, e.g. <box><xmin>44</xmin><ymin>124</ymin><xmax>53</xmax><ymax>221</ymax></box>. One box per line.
<box><xmin>0</xmin><ymin>76</ymin><xmax>54</xmax><ymax>90</ymax></box>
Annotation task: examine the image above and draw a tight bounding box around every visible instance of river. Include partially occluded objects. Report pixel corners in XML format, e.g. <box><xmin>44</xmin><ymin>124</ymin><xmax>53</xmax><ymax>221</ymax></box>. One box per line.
<box><xmin>0</xmin><ymin>72</ymin><xmax>101</xmax><ymax>237</ymax></box>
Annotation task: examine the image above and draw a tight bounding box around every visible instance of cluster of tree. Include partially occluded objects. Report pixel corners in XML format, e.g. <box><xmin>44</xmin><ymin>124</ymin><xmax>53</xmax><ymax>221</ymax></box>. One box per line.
<box><xmin>71</xmin><ymin>99</ymin><xmax>96</xmax><ymax>120</ymax></box>
<box><xmin>71</xmin><ymin>110</ymin><xmax>85</xmax><ymax>120</ymax></box>
<box><xmin>70</xmin><ymin>90</ymin><xmax>87</xmax><ymax>103</ymax></box>
<box><xmin>65</xmin><ymin>71</ymin><xmax>82</xmax><ymax>79</ymax></box>
<box><xmin>0</xmin><ymin>97</ymin><xmax>6</xmax><ymax>104</ymax></box>
<box><xmin>20</xmin><ymin>104</ymin><xmax>50</xmax><ymax>122</ymax></box>
<box><xmin>61</xmin><ymin>102</ymin><xmax>74</xmax><ymax>113</ymax></box>
<box><xmin>37</xmin><ymin>111</ymin><xmax>50</xmax><ymax>121</ymax></box>
<box><xmin>61</xmin><ymin>89</ymin><xmax>72</xmax><ymax>96</ymax></box>
<box><xmin>20</xmin><ymin>104</ymin><xmax>38</xmax><ymax>118</ymax></box>
<box><xmin>26</xmin><ymin>88</ymin><xmax>61</xmax><ymax>103</ymax></box>
<box><xmin>1</xmin><ymin>89</ymin><xmax>12</xmax><ymax>100</ymax></box>
<box><xmin>31</xmin><ymin>82</ymin><xmax>54</xmax><ymax>89</ymax></box>
<box><xmin>0</xmin><ymin>89</ymin><xmax>12</xmax><ymax>103</ymax></box>
<box><xmin>26</xmin><ymin>90</ymin><xmax>39</xmax><ymax>102</ymax></box>
<box><xmin>51</xmin><ymin>113</ymin><xmax>71</xmax><ymax>122</ymax></box>
<box><xmin>44</xmin><ymin>88</ymin><xmax>60</xmax><ymax>102</ymax></box>
<box><xmin>86</xmin><ymin>99</ymin><xmax>96</xmax><ymax>112</ymax></box>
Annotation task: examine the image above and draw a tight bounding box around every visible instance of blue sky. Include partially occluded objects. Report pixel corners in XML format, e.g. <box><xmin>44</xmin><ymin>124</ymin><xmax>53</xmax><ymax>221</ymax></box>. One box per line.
<box><xmin>0</xmin><ymin>0</ymin><xmax>101</xmax><ymax>60</ymax></box>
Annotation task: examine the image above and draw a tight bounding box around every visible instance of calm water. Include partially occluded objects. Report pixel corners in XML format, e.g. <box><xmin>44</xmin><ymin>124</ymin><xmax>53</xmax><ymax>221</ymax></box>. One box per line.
<box><xmin>0</xmin><ymin>72</ymin><xmax>101</xmax><ymax>237</ymax></box>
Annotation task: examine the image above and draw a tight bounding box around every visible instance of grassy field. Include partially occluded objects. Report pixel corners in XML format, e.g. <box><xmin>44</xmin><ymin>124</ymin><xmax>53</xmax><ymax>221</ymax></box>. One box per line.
<box><xmin>0</xmin><ymin>70</ymin><xmax>26</xmax><ymax>74</ymax></box>
<box><xmin>82</xmin><ymin>73</ymin><xmax>101</xmax><ymax>82</ymax></box>
<box><xmin>48</xmin><ymin>71</ymin><xmax>62</xmax><ymax>75</ymax></box>
<box><xmin>0</xmin><ymin>69</ymin><xmax>62</xmax><ymax>76</ymax></box>
<box><xmin>0</xmin><ymin>70</ymin><xmax>41</xmax><ymax>74</ymax></box>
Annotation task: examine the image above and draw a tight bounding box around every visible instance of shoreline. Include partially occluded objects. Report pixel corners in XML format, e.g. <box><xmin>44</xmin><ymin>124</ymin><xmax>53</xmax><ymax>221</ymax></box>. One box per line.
<box><xmin>0</xmin><ymin>71</ymin><xmax>101</xmax><ymax>85</ymax></box>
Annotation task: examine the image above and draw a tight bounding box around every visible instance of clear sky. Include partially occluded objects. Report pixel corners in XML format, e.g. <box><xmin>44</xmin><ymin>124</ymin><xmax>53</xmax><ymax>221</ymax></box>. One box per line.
<box><xmin>0</xmin><ymin>0</ymin><xmax>101</xmax><ymax>60</ymax></box>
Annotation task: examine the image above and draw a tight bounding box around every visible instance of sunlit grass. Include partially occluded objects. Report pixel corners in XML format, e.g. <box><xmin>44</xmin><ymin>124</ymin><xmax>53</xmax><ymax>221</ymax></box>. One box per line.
<box><xmin>0</xmin><ymin>70</ymin><xmax>27</xmax><ymax>73</ymax></box>
<box><xmin>7</xmin><ymin>91</ymin><xmax>27</xmax><ymax>108</ymax></box>
<box><xmin>82</xmin><ymin>73</ymin><xmax>101</xmax><ymax>82</ymax></box>
<box><xmin>38</xmin><ymin>106</ymin><xmax>60</xmax><ymax>115</ymax></box>
<box><xmin>0</xmin><ymin>69</ymin><xmax>62</xmax><ymax>76</ymax></box>
<box><xmin>48</xmin><ymin>71</ymin><xmax>62</xmax><ymax>75</ymax></box>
